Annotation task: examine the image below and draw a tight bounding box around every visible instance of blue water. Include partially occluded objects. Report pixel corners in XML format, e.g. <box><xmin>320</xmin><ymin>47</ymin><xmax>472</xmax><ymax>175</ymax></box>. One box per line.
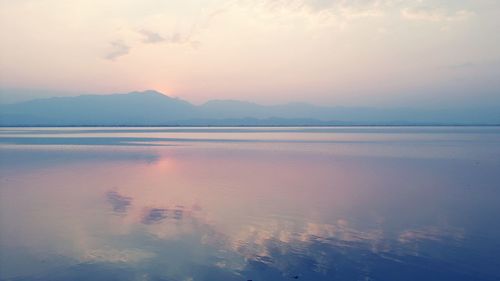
<box><xmin>1</xmin><ymin>127</ymin><xmax>499</xmax><ymax>281</ymax></box>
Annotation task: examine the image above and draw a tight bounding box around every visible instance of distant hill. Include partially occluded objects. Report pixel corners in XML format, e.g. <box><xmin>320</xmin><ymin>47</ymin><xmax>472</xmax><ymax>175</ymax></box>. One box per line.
<box><xmin>0</xmin><ymin>90</ymin><xmax>499</xmax><ymax>126</ymax></box>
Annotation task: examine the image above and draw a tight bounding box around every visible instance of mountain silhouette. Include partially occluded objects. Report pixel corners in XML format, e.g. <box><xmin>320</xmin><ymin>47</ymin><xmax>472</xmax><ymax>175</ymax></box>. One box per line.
<box><xmin>0</xmin><ymin>90</ymin><xmax>498</xmax><ymax>126</ymax></box>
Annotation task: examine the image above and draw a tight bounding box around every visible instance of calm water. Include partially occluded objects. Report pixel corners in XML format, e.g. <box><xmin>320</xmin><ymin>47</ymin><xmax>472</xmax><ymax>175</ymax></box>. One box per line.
<box><xmin>1</xmin><ymin>127</ymin><xmax>500</xmax><ymax>281</ymax></box>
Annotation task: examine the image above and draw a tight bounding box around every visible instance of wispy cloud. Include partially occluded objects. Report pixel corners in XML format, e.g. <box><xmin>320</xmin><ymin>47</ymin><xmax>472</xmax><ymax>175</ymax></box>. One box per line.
<box><xmin>448</xmin><ymin>62</ymin><xmax>476</xmax><ymax>69</ymax></box>
<box><xmin>104</xmin><ymin>40</ymin><xmax>130</xmax><ymax>61</ymax></box>
<box><xmin>447</xmin><ymin>59</ymin><xmax>500</xmax><ymax>70</ymax></box>
<box><xmin>401</xmin><ymin>7</ymin><xmax>474</xmax><ymax>22</ymax></box>
<box><xmin>167</xmin><ymin>33</ymin><xmax>184</xmax><ymax>44</ymax></box>
<box><xmin>138</xmin><ymin>29</ymin><xmax>199</xmax><ymax>48</ymax></box>
<box><xmin>139</xmin><ymin>29</ymin><xmax>165</xmax><ymax>44</ymax></box>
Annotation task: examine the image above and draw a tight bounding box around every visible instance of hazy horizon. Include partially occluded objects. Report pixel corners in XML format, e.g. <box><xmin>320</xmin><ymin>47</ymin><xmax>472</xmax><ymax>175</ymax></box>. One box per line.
<box><xmin>1</xmin><ymin>89</ymin><xmax>499</xmax><ymax>126</ymax></box>
<box><xmin>1</xmin><ymin>88</ymin><xmax>499</xmax><ymax>111</ymax></box>
<box><xmin>1</xmin><ymin>0</ymin><xmax>499</xmax><ymax>108</ymax></box>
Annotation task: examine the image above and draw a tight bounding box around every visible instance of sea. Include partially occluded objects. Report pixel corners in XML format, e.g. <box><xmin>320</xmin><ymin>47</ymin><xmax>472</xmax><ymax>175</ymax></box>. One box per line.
<box><xmin>1</xmin><ymin>126</ymin><xmax>499</xmax><ymax>281</ymax></box>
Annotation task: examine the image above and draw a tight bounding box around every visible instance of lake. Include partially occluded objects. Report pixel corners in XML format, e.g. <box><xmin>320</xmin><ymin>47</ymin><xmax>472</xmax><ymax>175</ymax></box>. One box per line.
<box><xmin>1</xmin><ymin>127</ymin><xmax>499</xmax><ymax>281</ymax></box>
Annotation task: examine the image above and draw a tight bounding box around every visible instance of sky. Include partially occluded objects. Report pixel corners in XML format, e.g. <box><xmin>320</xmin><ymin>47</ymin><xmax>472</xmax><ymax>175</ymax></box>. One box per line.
<box><xmin>0</xmin><ymin>0</ymin><xmax>499</xmax><ymax>107</ymax></box>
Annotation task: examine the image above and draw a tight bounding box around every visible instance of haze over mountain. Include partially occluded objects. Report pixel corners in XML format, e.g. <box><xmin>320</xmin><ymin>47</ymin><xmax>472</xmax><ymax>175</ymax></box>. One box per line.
<box><xmin>0</xmin><ymin>90</ymin><xmax>498</xmax><ymax>126</ymax></box>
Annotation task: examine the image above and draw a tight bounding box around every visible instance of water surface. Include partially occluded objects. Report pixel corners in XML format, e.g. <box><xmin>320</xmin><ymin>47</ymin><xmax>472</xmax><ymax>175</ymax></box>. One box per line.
<box><xmin>1</xmin><ymin>127</ymin><xmax>500</xmax><ymax>281</ymax></box>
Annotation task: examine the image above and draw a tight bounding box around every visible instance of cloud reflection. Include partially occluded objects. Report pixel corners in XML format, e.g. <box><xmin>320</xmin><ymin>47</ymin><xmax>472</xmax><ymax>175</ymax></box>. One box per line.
<box><xmin>398</xmin><ymin>225</ymin><xmax>465</xmax><ymax>247</ymax></box>
<box><xmin>141</xmin><ymin>206</ymin><xmax>186</xmax><ymax>225</ymax></box>
<box><xmin>83</xmin><ymin>248</ymin><xmax>155</xmax><ymax>263</ymax></box>
<box><xmin>141</xmin><ymin>208</ymin><xmax>169</xmax><ymax>224</ymax></box>
<box><xmin>99</xmin><ymin>188</ymin><xmax>473</xmax><ymax>281</ymax></box>
<box><xmin>106</xmin><ymin>191</ymin><xmax>132</xmax><ymax>214</ymax></box>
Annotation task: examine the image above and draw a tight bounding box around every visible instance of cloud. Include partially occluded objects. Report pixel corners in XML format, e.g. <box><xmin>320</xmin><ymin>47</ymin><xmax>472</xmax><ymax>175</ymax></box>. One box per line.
<box><xmin>104</xmin><ymin>40</ymin><xmax>130</xmax><ymax>61</ymax></box>
<box><xmin>447</xmin><ymin>59</ymin><xmax>500</xmax><ymax>70</ymax></box>
<box><xmin>139</xmin><ymin>29</ymin><xmax>165</xmax><ymax>44</ymax></box>
<box><xmin>168</xmin><ymin>33</ymin><xmax>183</xmax><ymax>43</ymax></box>
<box><xmin>140</xmin><ymin>5</ymin><xmax>228</xmax><ymax>49</ymax></box>
<box><xmin>257</xmin><ymin>0</ymin><xmax>384</xmax><ymax>14</ymax></box>
<box><xmin>401</xmin><ymin>6</ymin><xmax>474</xmax><ymax>22</ymax></box>
<box><xmin>138</xmin><ymin>29</ymin><xmax>199</xmax><ymax>47</ymax></box>
<box><xmin>236</xmin><ymin>0</ymin><xmax>386</xmax><ymax>29</ymax></box>
<box><xmin>448</xmin><ymin>62</ymin><xmax>476</xmax><ymax>69</ymax></box>
<box><xmin>190</xmin><ymin>40</ymin><xmax>202</xmax><ymax>49</ymax></box>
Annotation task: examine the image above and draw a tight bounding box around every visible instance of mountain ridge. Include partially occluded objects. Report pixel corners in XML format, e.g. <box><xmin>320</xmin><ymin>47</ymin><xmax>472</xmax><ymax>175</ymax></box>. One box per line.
<box><xmin>1</xmin><ymin>90</ymin><xmax>499</xmax><ymax>126</ymax></box>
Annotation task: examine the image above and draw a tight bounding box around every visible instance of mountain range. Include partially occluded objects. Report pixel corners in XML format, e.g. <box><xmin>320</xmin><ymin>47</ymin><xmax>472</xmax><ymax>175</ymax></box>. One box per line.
<box><xmin>1</xmin><ymin>90</ymin><xmax>498</xmax><ymax>126</ymax></box>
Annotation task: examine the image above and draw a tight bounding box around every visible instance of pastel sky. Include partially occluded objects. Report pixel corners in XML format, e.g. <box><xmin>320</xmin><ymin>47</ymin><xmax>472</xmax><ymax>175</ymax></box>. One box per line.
<box><xmin>1</xmin><ymin>0</ymin><xmax>499</xmax><ymax>107</ymax></box>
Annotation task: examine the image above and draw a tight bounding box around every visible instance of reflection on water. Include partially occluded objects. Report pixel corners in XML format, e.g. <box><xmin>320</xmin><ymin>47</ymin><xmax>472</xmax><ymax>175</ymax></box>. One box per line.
<box><xmin>107</xmin><ymin>191</ymin><xmax>132</xmax><ymax>215</ymax></box>
<box><xmin>1</xmin><ymin>127</ymin><xmax>500</xmax><ymax>281</ymax></box>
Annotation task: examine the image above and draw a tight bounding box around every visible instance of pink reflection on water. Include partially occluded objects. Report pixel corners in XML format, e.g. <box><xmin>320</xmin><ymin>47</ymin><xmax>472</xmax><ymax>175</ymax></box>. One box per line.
<box><xmin>0</xmin><ymin>137</ymin><xmax>481</xmax><ymax>279</ymax></box>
